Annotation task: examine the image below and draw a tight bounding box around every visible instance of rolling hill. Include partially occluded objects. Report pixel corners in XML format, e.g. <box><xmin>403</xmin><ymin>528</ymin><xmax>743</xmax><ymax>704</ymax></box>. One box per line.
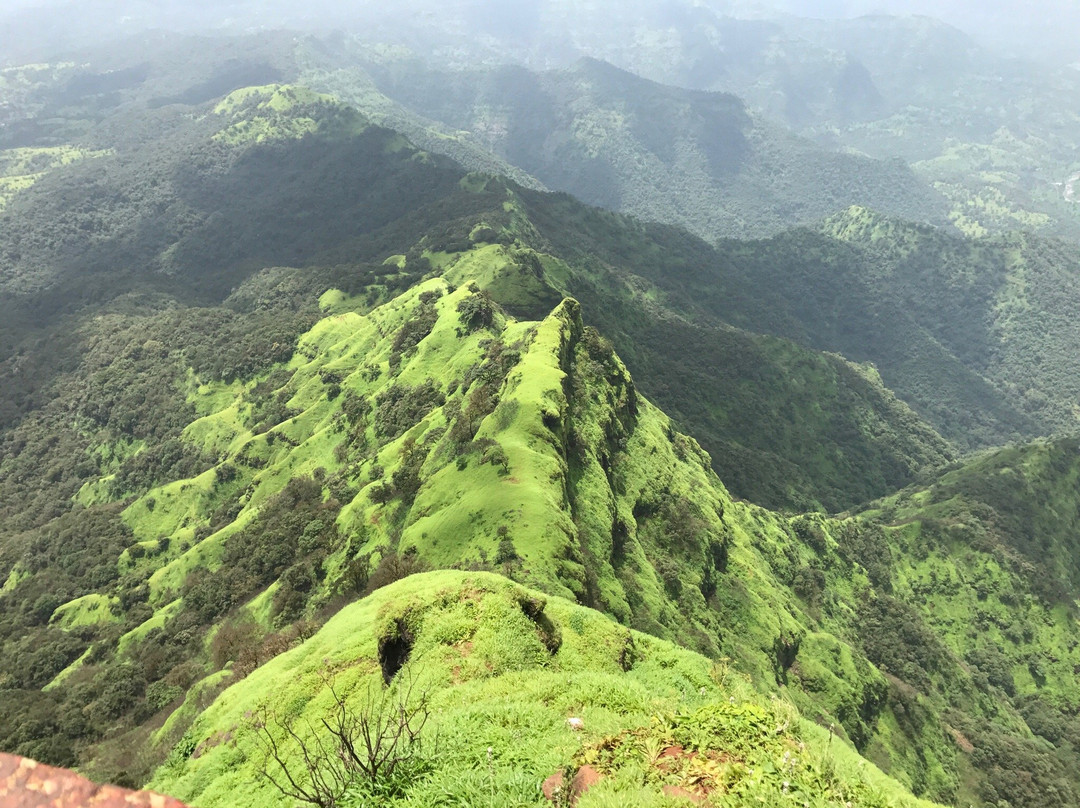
<box><xmin>0</xmin><ymin>82</ymin><xmax>955</xmax><ymax>515</ymax></box>
<box><xmin>312</xmin><ymin>1</ymin><xmax>1080</xmax><ymax>244</ymax></box>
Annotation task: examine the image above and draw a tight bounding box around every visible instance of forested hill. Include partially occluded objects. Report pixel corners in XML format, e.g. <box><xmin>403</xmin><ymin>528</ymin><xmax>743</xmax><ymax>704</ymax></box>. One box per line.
<box><xmin>10</xmin><ymin>58</ymin><xmax>1080</xmax><ymax>504</ymax></box>
<box><xmin>696</xmin><ymin>206</ymin><xmax>1080</xmax><ymax>450</ymax></box>
<box><xmin>304</xmin><ymin>51</ymin><xmax>949</xmax><ymax>241</ymax></box>
<box><xmin>0</xmin><ymin>29</ymin><xmax>952</xmax><ymax>243</ymax></box>
<box><xmin>508</xmin><ymin>190</ymin><xmax>1080</xmax><ymax>464</ymax></box>
<box><xmin>304</xmin><ymin>3</ymin><xmax>1080</xmax><ymax>244</ymax></box>
<box><xmin>0</xmin><ymin>180</ymin><xmax>1076</xmax><ymax>805</ymax></box>
<box><xmin>0</xmin><ymin>83</ymin><xmax>953</xmax><ymax>514</ymax></box>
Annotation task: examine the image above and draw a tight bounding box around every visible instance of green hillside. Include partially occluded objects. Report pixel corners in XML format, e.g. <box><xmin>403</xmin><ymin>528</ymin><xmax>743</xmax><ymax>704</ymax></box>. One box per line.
<box><xmin>330</xmin><ymin>3</ymin><xmax>1080</xmax><ymax>244</ymax></box>
<box><xmin>0</xmin><ymin>79</ymin><xmax>954</xmax><ymax>515</ymax></box>
<box><xmin>0</xmin><ymin>247</ymin><xmax>1073</xmax><ymax>806</ymax></box>
<box><xmin>148</xmin><ymin>571</ymin><xmax>941</xmax><ymax>808</ymax></box>
<box><xmin>686</xmin><ymin>206</ymin><xmax>1080</xmax><ymax>450</ymax></box>
<box><xmin>509</xmin><ymin>190</ymin><xmax>954</xmax><ymax>512</ymax></box>
<box><xmin>0</xmin><ymin>30</ymin><xmax>954</xmax><ymax>244</ymax></box>
<box><xmin>0</xmin><ymin>33</ymin><xmax>300</xmax><ymax>150</ymax></box>
<box><xmin>0</xmin><ymin>83</ymin><xmax>461</xmax><ymax>302</ymax></box>
<box><xmin>848</xmin><ymin>436</ymin><xmax>1080</xmax><ymax>807</ymax></box>
<box><xmin>7</xmin><ymin>39</ymin><xmax>1076</xmax><ymax>477</ymax></box>
<box><xmin>5</xmin><ymin>65</ymin><xmax>1080</xmax><ymax>808</ymax></box>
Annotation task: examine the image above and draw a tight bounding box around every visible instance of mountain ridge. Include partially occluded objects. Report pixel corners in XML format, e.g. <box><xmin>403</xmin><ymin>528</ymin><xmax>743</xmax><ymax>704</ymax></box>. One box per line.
<box><xmin>308</xmin><ymin>48</ymin><xmax>950</xmax><ymax>241</ymax></box>
<box><xmin>0</xmin><ymin>84</ymin><xmax>957</xmax><ymax>514</ymax></box>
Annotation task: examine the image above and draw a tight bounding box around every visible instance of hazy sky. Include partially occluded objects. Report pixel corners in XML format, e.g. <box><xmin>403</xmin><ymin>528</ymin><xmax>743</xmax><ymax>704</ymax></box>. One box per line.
<box><xmin>731</xmin><ymin>0</ymin><xmax>1079</xmax><ymax>56</ymax></box>
<box><xmin>2</xmin><ymin>0</ymin><xmax>1077</xmax><ymax>65</ymax></box>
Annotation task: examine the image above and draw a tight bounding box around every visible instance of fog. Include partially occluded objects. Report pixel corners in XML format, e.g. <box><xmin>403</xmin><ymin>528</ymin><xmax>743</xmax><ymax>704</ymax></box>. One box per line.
<box><xmin>753</xmin><ymin>0</ymin><xmax>1080</xmax><ymax>58</ymax></box>
<box><xmin>2</xmin><ymin>0</ymin><xmax>1077</xmax><ymax>67</ymax></box>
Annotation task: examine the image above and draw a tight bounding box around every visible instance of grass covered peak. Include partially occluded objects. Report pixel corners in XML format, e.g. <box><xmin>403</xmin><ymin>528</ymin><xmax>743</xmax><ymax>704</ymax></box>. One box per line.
<box><xmin>150</xmin><ymin>570</ymin><xmax>942</xmax><ymax>808</ymax></box>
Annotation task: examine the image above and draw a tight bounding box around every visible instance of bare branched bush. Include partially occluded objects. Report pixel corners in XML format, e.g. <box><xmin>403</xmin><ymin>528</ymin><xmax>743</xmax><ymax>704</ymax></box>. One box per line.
<box><xmin>252</xmin><ymin>668</ymin><xmax>432</xmax><ymax>807</ymax></box>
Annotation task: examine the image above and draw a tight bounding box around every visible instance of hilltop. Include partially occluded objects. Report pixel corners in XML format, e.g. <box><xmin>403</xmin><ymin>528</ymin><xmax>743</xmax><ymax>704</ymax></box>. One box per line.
<box><xmin>149</xmin><ymin>571</ymin><xmax>942</xmax><ymax>808</ymax></box>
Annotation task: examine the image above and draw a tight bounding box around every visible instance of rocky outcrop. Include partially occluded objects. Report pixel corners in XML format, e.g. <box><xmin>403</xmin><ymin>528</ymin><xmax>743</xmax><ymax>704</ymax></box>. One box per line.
<box><xmin>0</xmin><ymin>754</ymin><xmax>189</xmax><ymax>808</ymax></box>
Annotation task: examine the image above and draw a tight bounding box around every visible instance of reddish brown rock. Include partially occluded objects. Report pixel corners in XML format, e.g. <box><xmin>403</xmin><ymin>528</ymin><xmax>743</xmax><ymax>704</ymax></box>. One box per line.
<box><xmin>663</xmin><ymin>784</ymin><xmax>706</xmax><ymax>803</ymax></box>
<box><xmin>0</xmin><ymin>753</ymin><xmax>190</xmax><ymax>808</ymax></box>
<box><xmin>542</xmin><ymin>766</ymin><xmax>602</xmax><ymax>805</ymax></box>
<box><xmin>541</xmin><ymin>771</ymin><xmax>564</xmax><ymax>801</ymax></box>
<box><xmin>569</xmin><ymin>766</ymin><xmax>601</xmax><ymax>801</ymax></box>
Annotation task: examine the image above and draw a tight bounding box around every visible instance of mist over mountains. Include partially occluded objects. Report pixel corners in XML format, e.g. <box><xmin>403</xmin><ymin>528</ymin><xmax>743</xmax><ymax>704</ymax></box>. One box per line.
<box><xmin>4</xmin><ymin>2</ymin><xmax>1080</xmax><ymax>808</ymax></box>
<box><xmin>4</xmin><ymin>0</ymin><xmax>1079</xmax><ymax>67</ymax></box>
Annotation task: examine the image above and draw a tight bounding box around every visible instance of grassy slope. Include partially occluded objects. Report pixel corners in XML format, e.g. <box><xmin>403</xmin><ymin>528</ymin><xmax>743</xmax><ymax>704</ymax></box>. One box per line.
<box><xmin>0</xmin><ymin>145</ymin><xmax>110</xmax><ymax>210</ymax></box>
<box><xmin>4</xmin><ymin>80</ymin><xmax>1079</xmax><ymax>804</ymax></box>
<box><xmin>33</xmin><ymin>274</ymin><xmax>1053</xmax><ymax>805</ymax></box>
<box><xmin>149</xmin><ymin>571</ymin><xmax>940</xmax><ymax>808</ymax></box>
<box><xmin>0</xmin><ymin>77</ymin><xmax>954</xmax><ymax>516</ymax></box>
<box><xmin>595</xmin><ymin>202</ymin><xmax>1080</xmax><ymax>452</ymax></box>
<box><xmin>849</xmin><ymin>436</ymin><xmax>1080</xmax><ymax>806</ymax></box>
<box><xmin>514</xmin><ymin>189</ymin><xmax>954</xmax><ymax>512</ymax></box>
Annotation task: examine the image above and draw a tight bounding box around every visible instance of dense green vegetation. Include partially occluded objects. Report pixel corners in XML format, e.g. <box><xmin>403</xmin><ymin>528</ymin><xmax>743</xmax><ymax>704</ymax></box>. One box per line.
<box><xmin>149</xmin><ymin>572</ymin><xmax>941</xmax><ymax>808</ymax></box>
<box><xmin>0</xmin><ymin>234</ymin><xmax>1071</xmax><ymax>806</ymax></box>
<box><xmin>698</xmin><ymin>207</ymin><xmax>1080</xmax><ymax>449</ymax></box>
<box><xmin>316</xmin><ymin>4</ymin><xmax>1080</xmax><ymax>245</ymax></box>
<box><xmin>0</xmin><ymin>73</ymin><xmax>956</xmax><ymax>515</ymax></box>
<box><xmin>5</xmin><ymin>30</ymin><xmax>1080</xmax><ymax>808</ymax></box>
<box><xmin>517</xmin><ymin>191</ymin><xmax>1080</xmax><ymax>455</ymax></box>
<box><xmin>847</xmin><ymin>435</ymin><xmax>1080</xmax><ymax>807</ymax></box>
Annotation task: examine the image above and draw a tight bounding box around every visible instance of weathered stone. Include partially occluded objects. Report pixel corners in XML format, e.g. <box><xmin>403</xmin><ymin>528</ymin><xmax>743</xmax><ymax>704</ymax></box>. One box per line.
<box><xmin>0</xmin><ymin>753</ymin><xmax>190</xmax><ymax>808</ymax></box>
<box><xmin>569</xmin><ymin>765</ymin><xmax>601</xmax><ymax>801</ymax></box>
<box><xmin>542</xmin><ymin>765</ymin><xmax>602</xmax><ymax>805</ymax></box>
<box><xmin>663</xmin><ymin>784</ymin><xmax>706</xmax><ymax>803</ymax></box>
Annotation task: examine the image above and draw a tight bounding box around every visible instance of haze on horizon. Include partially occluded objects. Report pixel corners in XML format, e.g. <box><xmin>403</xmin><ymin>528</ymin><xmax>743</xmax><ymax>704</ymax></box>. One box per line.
<box><xmin>1</xmin><ymin>0</ymin><xmax>1078</xmax><ymax>67</ymax></box>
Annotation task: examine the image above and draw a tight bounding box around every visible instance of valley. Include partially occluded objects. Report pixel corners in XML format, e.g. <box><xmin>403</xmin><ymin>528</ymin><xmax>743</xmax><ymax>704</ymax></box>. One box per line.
<box><xmin>2</xmin><ymin>5</ymin><xmax>1080</xmax><ymax>808</ymax></box>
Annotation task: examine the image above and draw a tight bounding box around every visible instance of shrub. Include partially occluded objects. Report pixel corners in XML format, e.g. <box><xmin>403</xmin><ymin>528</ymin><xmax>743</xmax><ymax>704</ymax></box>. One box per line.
<box><xmin>364</xmin><ymin>549</ymin><xmax>428</xmax><ymax>595</ymax></box>
<box><xmin>252</xmin><ymin>669</ymin><xmax>432</xmax><ymax>808</ymax></box>
<box><xmin>495</xmin><ymin>537</ymin><xmax>520</xmax><ymax>565</ymax></box>
<box><xmin>374</xmin><ymin>380</ymin><xmax>445</xmax><ymax>442</ymax></box>
<box><xmin>456</xmin><ymin>289</ymin><xmax>495</xmax><ymax>334</ymax></box>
